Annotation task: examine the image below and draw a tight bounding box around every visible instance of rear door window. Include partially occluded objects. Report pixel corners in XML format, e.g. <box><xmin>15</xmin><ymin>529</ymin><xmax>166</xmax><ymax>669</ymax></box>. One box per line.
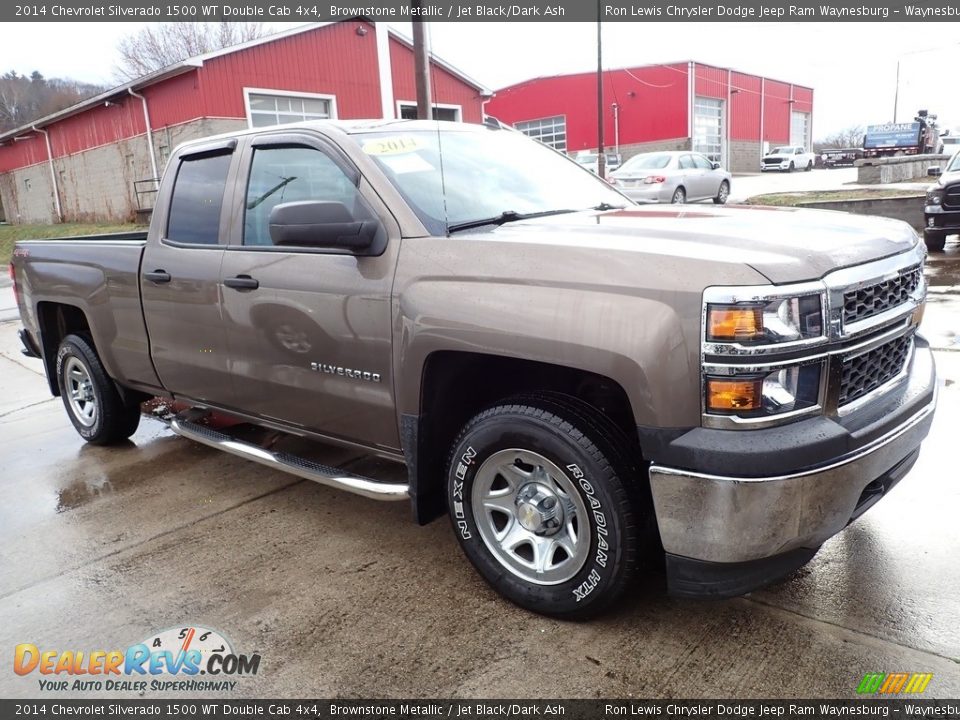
<box><xmin>166</xmin><ymin>152</ymin><xmax>232</xmax><ymax>245</ymax></box>
<box><xmin>693</xmin><ymin>155</ymin><xmax>713</xmax><ymax>170</ymax></box>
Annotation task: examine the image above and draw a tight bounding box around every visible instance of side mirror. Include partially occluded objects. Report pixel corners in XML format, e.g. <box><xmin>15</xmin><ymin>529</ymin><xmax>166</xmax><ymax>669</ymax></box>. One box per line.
<box><xmin>928</xmin><ymin>166</ymin><xmax>942</xmax><ymax>177</ymax></box>
<box><xmin>269</xmin><ymin>201</ymin><xmax>382</xmax><ymax>252</ymax></box>
<box><xmin>711</xmin><ymin>162</ymin><xmax>721</xmax><ymax>170</ymax></box>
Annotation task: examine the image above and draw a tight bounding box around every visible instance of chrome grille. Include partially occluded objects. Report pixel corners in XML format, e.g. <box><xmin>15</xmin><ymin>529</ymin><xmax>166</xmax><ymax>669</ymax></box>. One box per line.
<box><xmin>842</xmin><ymin>266</ymin><xmax>921</xmax><ymax>326</ymax></box>
<box><xmin>839</xmin><ymin>335</ymin><xmax>912</xmax><ymax>406</ymax></box>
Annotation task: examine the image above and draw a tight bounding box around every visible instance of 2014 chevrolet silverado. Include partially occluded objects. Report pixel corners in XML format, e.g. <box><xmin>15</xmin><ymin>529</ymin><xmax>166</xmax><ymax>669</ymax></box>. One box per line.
<box><xmin>11</xmin><ymin>120</ymin><xmax>937</xmax><ymax>617</ymax></box>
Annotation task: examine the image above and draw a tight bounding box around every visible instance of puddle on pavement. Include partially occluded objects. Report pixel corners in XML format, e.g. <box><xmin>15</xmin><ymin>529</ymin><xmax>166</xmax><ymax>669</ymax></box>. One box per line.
<box><xmin>54</xmin><ymin>441</ymin><xmax>143</xmax><ymax>512</ymax></box>
<box><xmin>923</xmin><ymin>250</ymin><xmax>960</xmax><ymax>350</ymax></box>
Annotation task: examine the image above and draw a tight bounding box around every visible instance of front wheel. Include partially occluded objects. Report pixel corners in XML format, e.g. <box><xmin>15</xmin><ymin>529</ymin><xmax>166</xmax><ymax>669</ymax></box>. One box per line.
<box><xmin>671</xmin><ymin>186</ymin><xmax>686</xmax><ymax>204</ymax></box>
<box><xmin>446</xmin><ymin>402</ymin><xmax>639</xmax><ymax>618</ymax></box>
<box><xmin>56</xmin><ymin>334</ymin><xmax>141</xmax><ymax>445</ymax></box>
<box><xmin>805</xmin><ymin>160</ymin><xmax>813</xmax><ymax>171</ymax></box>
<box><xmin>788</xmin><ymin>161</ymin><xmax>795</xmax><ymax>173</ymax></box>
<box><xmin>713</xmin><ymin>180</ymin><xmax>730</xmax><ymax>205</ymax></box>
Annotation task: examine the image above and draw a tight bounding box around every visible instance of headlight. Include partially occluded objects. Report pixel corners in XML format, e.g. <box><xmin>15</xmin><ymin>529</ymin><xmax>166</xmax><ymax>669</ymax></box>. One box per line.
<box><xmin>706</xmin><ymin>295</ymin><xmax>823</xmax><ymax>345</ymax></box>
<box><xmin>926</xmin><ymin>188</ymin><xmax>944</xmax><ymax>205</ymax></box>
<box><xmin>705</xmin><ymin>364</ymin><xmax>823</xmax><ymax>417</ymax></box>
<box><xmin>702</xmin><ymin>284</ymin><xmax>828</xmax><ymax>428</ymax></box>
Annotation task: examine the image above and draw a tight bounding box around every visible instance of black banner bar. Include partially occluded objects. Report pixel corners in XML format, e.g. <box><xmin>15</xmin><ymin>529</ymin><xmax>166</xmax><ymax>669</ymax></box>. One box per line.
<box><xmin>5</xmin><ymin>1</ymin><xmax>960</xmax><ymax>23</ymax></box>
<box><xmin>2</xmin><ymin>699</ymin><xmax>960</xmax><ymax>720</ymax></box>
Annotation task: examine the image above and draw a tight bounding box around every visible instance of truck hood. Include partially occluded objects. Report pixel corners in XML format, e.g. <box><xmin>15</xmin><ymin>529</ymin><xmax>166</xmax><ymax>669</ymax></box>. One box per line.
<box><xmin>471</xmin><ymin>205</ymin><xmax>920</xmax><ymax>284</ymax></box>
<box><xmin>935</xmin><ymin>170</ymin><xmax>960</xmax><ymax>187</ymax></box>
<box><xmin>763</xmin><ymin>154</ymin><xmax>793</xmax><ymax>161</ymax></box>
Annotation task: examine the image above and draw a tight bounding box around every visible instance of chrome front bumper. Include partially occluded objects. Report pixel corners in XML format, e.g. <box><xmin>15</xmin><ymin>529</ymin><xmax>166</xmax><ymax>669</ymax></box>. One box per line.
<box><xmin>648</xmin><ymin>382</ymin><xmax>937</xmax><ymax>565</ymax></box>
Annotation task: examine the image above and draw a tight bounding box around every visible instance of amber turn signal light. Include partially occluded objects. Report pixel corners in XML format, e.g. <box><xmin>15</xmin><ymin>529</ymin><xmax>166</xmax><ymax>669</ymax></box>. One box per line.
<box><xmin>706</xmin><ymin>378</ymin><xmax>763</xmax><ymax>412</ymax></box>
<box><xmin>706</xmin><ymin>305</ymin><xmax>763</xmax><ymax>342</ymax></box>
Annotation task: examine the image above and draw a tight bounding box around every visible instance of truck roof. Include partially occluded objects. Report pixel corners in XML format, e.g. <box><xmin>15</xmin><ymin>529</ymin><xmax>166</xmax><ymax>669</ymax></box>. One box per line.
<box><xmin>174</xmin><ymin>119</ymin><xmax>491</xmax><ymax>155</ymax></box>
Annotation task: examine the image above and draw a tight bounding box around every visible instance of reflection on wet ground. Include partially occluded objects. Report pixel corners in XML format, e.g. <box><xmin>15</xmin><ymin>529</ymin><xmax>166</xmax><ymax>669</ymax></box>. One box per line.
<box><xmin>922</xmin><ymin>243</ymin><xmax>960</xmax><ymax>351</ymax></box>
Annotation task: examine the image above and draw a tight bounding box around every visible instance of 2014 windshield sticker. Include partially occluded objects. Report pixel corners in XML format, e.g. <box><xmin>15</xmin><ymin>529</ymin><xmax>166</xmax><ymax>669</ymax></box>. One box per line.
<box><xmin>13</xmin><ymin>625</ymin><xmax>260</xmax><ymax>693</ymax></box>
<box><xmin>361</xmin><ymin>136</ymin><xmax>425</xmax><ymax>155</ymax></box>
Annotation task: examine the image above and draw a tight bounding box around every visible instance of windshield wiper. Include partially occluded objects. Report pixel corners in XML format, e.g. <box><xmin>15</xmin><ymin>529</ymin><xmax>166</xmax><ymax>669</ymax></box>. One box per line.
<box><xmin>247</xmin><ymin>176</ymin><xmax>297</xmax><ymax>210</ymax></box>
<box><xmin>591</xmin><ymin>202</ymin><xmax>626</xmax><ymax>211</ymax></box>
<box><xmin>447</xmin><ymin>208</ymin><xmax>578</xmax><ymax>234</ymax></box>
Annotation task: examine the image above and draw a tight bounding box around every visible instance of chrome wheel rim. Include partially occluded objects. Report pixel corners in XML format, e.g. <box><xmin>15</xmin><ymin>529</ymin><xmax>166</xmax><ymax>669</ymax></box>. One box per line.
<box><xmin>65</xmin><ymin>356</ymin><xmax>97</xmax><ymax>427</ymax></box>
<box><xmin>718</xmin><ymin>182</ymin><xmax>729</xmax><ymax>203</ymax></box>
<box><xmin>672</xmin><ymin>189</ymin><xmax>684</xmax><ymax>204</ymax></box>
<box><xmin>472</xmin><ymin>449</ymin><xmax>590</xmax><ymax>585</ymax></box>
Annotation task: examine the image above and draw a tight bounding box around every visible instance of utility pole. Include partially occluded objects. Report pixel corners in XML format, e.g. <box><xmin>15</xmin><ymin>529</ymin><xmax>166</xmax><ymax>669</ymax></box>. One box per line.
<box><xmin>412</xmin><ymin>2</ymin><xmax>432</xmax><ymax>120</ymax></box>
<box><xmin>893</xmin><ymin>59</ymin><xmax>900</xmax><ymax>123</ymax></box>
<box><xmin>596</xmin><ymin>10</ymin><xmax>605</xmax><ymax>178</ymax></box>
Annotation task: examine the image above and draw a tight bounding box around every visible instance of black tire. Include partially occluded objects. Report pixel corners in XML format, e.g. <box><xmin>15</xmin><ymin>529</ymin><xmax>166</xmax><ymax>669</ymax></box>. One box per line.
<box><xmin>805</xmin><ymin>161</ymin><xmax>813</xmax><ymax>172</ymax></box>
<box><xmin>924</xmin><ymin>229</ymin><xmax>947</xmax><ymax>252</ymax></box>
<box><xmin>671</xmin><ymin>186</ymin><xmax>686</xmax><ymax>204</ymax></box>
<box><xmin>56</xmin><ymin>334</ymin><xmax>141</xmax><ymax>445</ymax></box>
<box><xmin>713</xmin><ymin>180</ymin><xmax>730</xmax><ymax>205</ymax></box>
<box><xmin>788</xmin><ymin>161</ymin><xmax>795</xmax><ymax>173</ymax></box>
<box><xmin>446</xmin><ymin>401</ymin><xmax>640</xmax><ymax>618</ymax></box>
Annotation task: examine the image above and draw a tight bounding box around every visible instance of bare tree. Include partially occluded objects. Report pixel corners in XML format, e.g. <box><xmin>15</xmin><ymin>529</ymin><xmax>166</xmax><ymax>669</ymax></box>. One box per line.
<box><xmin>816</xmin><ymin>125</ymin><xmax>865</xmax><ymax>151</ymax></box>
<box><xmin>0</xmin><ymin>71</ymin><xmax>103</xmax><ymax>133</ymax></box>
<box><xmin>115</xmin><ymin>22</ymin><xmax>266</xmax><ymax>81</ymax></box>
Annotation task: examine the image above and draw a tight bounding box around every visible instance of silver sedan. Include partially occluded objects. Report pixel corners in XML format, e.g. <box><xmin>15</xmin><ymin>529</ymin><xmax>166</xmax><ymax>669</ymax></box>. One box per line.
<box><xmin>609</xmin><ymin>151</ymin><xmax>732</xmax><ymax>204</ymax></box>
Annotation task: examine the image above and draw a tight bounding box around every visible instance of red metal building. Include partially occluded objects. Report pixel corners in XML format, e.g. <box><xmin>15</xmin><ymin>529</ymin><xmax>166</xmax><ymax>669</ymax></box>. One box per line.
<box><xmin>0</xmin><ymin>22</ymin><xmax>489</xmax><ymax>224</ymax></box>
<box><xmin>484</xmin><ymin>62</ymin><xmax>814</xmax><ymax>173</ymax></box>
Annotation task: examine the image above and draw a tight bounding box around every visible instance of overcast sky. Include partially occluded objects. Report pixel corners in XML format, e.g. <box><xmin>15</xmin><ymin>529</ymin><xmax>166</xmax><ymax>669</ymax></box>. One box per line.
<box><xmin>3</xmin><ymin>21</ymin><xmax>959</xmax><ymax>138</ymax></box>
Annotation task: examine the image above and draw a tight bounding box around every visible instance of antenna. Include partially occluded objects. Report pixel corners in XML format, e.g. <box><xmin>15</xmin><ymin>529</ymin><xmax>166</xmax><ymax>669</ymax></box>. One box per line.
<box><xmin>426</xmin><ymin>22</ymin><xmax>450</xmax><ymax>235</ymax></box>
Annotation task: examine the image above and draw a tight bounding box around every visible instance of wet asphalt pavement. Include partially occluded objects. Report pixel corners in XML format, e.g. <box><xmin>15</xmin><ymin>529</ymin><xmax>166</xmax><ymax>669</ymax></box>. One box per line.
<box><xmin>1</xmin><ymin>246</ymin><xmax>959</xmax><ymax>700</ymax></box>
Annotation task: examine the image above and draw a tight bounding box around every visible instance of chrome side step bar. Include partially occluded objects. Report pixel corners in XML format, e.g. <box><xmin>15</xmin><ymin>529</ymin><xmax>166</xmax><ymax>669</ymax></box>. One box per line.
<box><xmin>169</xmin><ymin>418</ymin><xmax>410</xmax><ymax>502</ymax></box>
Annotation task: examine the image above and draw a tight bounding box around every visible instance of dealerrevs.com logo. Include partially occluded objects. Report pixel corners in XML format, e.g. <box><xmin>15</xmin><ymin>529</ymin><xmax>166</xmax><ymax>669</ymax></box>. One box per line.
<box><xmin>13</xmin><ymin>625</ymin><xmax>261</xmax><ymax>693</ymax></box>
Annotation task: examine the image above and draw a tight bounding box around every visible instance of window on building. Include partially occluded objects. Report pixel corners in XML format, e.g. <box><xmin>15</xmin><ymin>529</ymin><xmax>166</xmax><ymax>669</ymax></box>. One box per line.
<box><xmin>166</xmin><ymin>152</ymin><xmax>232</xmax><ymax>245</ymax></box>
<box><xmin>514</xmin><ymin>116</ymin><xmax>567</xmax><ymax>152</ymax></box>
<box><xmin>790</xmin><ymin>111</ymin><xmax>810</xmax><ymax>149</ymax></box>
<box><xmin>397</xmin><ymin>103</ymin><xmax>461</xmax><ymax>121</ymax></box>
<box><xmin>246</xmin><ymin>90</ymin><xmax>335</xmax><ymax>128</ymax></box>
<box><xmin>693</xmin><ymin>97</ymin><xmax>724</xmax><ymax>163</ymax></box>
<box><xmin>243</xmin><ymin>146</ymin><xmax>363</xmax><ymax>247</ymax></box>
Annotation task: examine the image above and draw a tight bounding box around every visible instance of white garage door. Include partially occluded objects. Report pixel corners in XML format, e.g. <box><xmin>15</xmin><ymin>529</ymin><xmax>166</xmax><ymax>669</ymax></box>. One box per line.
<box><xmin>790</xmin><ymin>111</ymin><xmax>810</xmax><ymax>148</ymax></box>
<box><xmin>693</xmin><ymin>97</ymin><xmax>724</xmax><ymax>164</ymax></box>
<box><xmin>515</xmin><ymin>116</ymin><xmax>568</xmax><ymax>152</ymax></box>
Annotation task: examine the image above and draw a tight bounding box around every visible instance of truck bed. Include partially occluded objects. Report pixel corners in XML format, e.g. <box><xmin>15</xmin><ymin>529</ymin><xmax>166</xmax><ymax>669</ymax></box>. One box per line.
<box><xmin>13</xmin><ymin>230</ymin><xmax>157</xmax><ymax>395</ymax></box>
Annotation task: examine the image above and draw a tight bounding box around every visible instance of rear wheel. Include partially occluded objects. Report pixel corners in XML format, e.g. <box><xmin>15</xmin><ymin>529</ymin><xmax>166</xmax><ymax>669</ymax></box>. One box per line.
<box><xmin>671</xmin><ymin>186</ymin><xmax>686</xmax><ymax>204</ymax></box>
<box><xmin>56</xmin><ymin>334</ymin><xmax>141</xmax><ymax>445</ymax></box>
<box><xmin>924</xmin><ymin>229</ymin><xmax>947</xmax><ymax>252</ymax></box>
<box><xmin>713</xmin><ymin>180</ymin><xmax>730</xmax><ymax>205</ymax></box>
<box><xmin>446</xmin><ymin>402</ymin><xmax>640</xmax><ymax>618</ymax></box>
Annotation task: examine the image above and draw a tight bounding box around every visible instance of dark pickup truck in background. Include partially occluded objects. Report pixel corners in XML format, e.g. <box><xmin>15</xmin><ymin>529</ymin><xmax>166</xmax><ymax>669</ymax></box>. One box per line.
<box><xmin>11</xmin><ymin>120</ymin><xmax>937</xmax><ymax>617</ymax></box>
<box><xmin>924</xmin><ymin>152</ymin><xmax>960</xmax><ymax>252</ymax></box>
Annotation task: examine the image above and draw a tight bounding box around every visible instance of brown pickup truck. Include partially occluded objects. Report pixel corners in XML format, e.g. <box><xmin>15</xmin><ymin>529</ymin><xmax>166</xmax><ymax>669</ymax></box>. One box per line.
<box><xmin>11</xmin><ymin>120</ymin><xmax>937</xmax><ymax>617</ymax></box>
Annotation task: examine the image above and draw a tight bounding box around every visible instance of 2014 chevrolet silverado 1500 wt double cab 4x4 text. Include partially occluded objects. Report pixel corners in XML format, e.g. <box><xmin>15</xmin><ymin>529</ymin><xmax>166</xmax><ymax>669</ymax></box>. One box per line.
<box><xmin>11</xmin><ymin>120</ymin><xmax>937</xmax><ymax>617</ymax></box>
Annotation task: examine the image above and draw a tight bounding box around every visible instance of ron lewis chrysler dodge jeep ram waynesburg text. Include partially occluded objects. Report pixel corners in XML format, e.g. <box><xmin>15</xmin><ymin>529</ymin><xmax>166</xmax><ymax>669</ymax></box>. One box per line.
<box><xmin>11</xmin><ymin>120</ymin><xmax>937</xmax><ymax>617</ymax></box>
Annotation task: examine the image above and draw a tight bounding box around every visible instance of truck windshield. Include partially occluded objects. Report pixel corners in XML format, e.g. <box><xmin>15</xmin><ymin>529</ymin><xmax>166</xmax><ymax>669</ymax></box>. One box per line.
<box><xmin>358</xmin><ymin>128</ymin><xmax>629</xmax><ymax>235</ymax></box>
